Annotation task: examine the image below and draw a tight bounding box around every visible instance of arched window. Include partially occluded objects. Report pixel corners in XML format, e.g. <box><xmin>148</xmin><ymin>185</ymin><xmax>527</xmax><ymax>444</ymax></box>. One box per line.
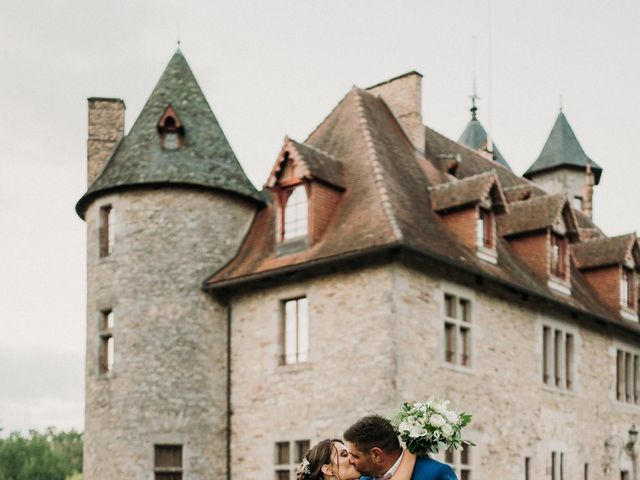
<box><xmin>282</xmin><ymin>186</ymin><xmax>308</xmax><ymax>240</ymax></box>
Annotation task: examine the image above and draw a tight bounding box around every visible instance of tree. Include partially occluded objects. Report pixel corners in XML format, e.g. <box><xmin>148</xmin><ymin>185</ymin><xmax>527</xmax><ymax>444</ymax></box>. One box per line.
<box><xmin>0</xmin><ymin>428</ymin><xmax>82</xmax><ymax>480</ymax></box>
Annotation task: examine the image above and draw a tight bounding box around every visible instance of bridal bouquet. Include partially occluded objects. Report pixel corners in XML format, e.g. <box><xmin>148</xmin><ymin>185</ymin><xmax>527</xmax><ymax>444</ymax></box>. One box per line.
<box><xmin>390</xmin><ymin>399</ymin><xmax>473</xmax><ymax>456</ymax></box>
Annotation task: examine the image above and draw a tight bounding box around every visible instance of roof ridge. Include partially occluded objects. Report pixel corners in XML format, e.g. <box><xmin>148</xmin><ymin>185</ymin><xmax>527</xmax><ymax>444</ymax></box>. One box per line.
<box><xmin>576</xmin><ymin>232</ymin><xmax>635</xmax><ymax>245</ymax></box>
<box><xmin>353</xmin><ymin>89</ymin><xmax>404</xmax><ymax>241</ymax></box>
<box><xmin>508</xmin><ymin>192</ymin><xmax>566</xmax><ymax>207</ymax></box>
<box><xmin>427</xmin><ymin>169</ymin><xmax>496</xmax><ymax>192</ymax></box>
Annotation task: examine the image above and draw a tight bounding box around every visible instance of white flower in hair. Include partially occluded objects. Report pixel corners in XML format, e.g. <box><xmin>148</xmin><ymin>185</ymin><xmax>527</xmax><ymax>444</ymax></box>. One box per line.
<box><xmin>301</xmin><ymin>458</ymin><xmax>311</xmax><ymax>475</ymax></box>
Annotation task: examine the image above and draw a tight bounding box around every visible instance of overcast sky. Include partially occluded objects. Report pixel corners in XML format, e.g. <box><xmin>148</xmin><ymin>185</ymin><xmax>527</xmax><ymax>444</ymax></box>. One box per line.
<box><xmin>2</xmin><ymin>0</ymin><xmax>640</xmax><ymax>434</ymax></box>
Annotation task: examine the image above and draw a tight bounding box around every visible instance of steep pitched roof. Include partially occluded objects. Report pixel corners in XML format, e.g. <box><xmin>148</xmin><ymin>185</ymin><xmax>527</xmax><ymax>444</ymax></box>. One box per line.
<box><xmin>497</xmin><ymin>194</ymin><xmax>578</xmax><ymax>238</ymax></box>
<box><xmin>458</xmin><ymin>117</ymin><xmax>511</xmax><ymax>169</ymax></box>
<box><xmin>76</xmin><ymin>49</ymin><xmax>262</xmax><ymax>217</ymax></box>
<box><xmin>572</xmin><ymin>234</ymin><xmax>640</xmax><ymax>270</ymax></box>
<box><xmin>265</xmin><ymin>137</ymin><xmax>345</xmax><ymax>189</ymax></box>
<box><xmin>205</xmin><ymin>81</ymin><xmax>639</xmax><ymax>336</ymax></box>
<box><xmin>524</xmin><ymin>111</ymin><xmax>603</xmax><ymax>184</ymax></box>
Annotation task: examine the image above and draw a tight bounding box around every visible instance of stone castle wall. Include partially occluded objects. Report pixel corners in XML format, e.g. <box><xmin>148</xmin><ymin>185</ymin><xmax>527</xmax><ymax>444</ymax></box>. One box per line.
<box><xmin>84</xmin><ymin>188</ymin><xmax>255</xmax><ymax>480</ymax></box>
<box><xmin>229</xmin><ymin>261</ymin><xmax>640</xmax><ymax>480</ymax></box>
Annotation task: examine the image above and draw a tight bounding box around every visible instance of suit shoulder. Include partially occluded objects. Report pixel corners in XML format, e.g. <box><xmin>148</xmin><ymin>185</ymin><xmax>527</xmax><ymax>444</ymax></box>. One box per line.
<box><xmin>414</xmin><ymin>458</ymin><xmax>457</xmax><ymax>480</ymax></box>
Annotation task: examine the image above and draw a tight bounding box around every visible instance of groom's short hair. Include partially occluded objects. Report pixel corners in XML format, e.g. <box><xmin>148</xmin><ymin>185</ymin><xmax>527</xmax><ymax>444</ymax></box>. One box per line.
<box><xmin>343</xmin><ymin>414</ymin><xmax>401</xmax><ymax>454</ymax></box>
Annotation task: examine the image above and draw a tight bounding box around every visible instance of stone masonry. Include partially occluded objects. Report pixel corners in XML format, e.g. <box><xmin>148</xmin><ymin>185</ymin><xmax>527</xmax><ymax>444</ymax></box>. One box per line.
<box><xmin>84</xmin><ymin>189</ymin><xmax>254</xmax><ymax>479</ymax></box>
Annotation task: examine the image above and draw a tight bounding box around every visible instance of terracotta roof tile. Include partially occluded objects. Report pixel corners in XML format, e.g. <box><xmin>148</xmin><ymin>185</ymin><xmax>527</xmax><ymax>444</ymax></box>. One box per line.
<box><xmin>572</xmin><ymin>234</ymin><xmax>638</xmax><ymax>269</ymax></box>
<box><xmin>497</xmin><ymin>194</ymin><xmax>574</xmax><ymax>237</ymax></box>
<box><xmin>429</xmin><ymin>171</ymin><xmax>503</xmax><ymax>212</ymax></box>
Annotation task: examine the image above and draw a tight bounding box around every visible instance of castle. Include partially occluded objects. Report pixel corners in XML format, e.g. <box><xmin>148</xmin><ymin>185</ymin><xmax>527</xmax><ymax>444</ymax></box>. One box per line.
<box><xmin>77</xmin><ymin>49</ymin><xmax>640</xmax><ymax>480</ymax></box>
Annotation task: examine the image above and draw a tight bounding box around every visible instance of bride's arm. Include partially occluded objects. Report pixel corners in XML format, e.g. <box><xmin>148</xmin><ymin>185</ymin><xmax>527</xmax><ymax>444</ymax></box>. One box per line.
<box><xmin>389</xmin><ymin>450</ymin><xmax>416</xmax><ymax>480</ymax></box>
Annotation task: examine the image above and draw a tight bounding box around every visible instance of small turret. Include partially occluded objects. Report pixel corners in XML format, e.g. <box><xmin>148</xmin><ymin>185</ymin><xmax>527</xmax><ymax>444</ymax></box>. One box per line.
<box><xmin>524</xmin><ymin>111</ymin><xmax>602</xmax><ymax>212</ymax></box>
<box><xmin>458</xmin><ymin>96</ymin><xmax>511</xmax><ymax>169</ymax></box>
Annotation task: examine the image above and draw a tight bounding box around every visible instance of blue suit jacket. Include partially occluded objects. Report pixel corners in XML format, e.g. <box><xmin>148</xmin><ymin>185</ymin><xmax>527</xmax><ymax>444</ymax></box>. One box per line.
<box><xmin>361</xmin><ymin>457</ymin><xmax>457</xmax><ymax>480</ymax></box>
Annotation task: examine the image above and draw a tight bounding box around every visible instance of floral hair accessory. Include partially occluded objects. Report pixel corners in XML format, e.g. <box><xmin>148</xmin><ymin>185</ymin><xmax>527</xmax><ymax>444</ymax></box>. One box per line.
<box><xmin>301</xmin><ymin>457</ymin><xmax>311</xmax><ymax>475</ymax></box>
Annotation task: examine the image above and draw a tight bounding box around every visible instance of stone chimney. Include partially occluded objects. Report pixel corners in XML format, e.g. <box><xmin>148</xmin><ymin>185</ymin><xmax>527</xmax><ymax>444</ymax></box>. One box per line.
<box><xmin>366</xmin><ymin>71</ymin><xmax>425</xmax><ymax>152</ymax></box>
<box><xmin>583</xmin><ymin>160</ymin><xmax>594</xmax><ymax>219</ymax></box>
<box><xmin>87</xmin><ymin>97</ymin><xmax>125</xmax><ymax>185</ymax></box>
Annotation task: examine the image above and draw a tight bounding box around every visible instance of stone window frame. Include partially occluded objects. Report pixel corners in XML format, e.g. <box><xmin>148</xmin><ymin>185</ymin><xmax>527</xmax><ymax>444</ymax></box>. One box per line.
<box><xmin>440</xmin><ymin>283</ymin><xmax>476</xmax><ymax>372</ymax></box>
<box><xmin>274</xmin><ymin>439</ymin><xmax>310</xmax><ymax>480</ymax></box>
<box><xmin>279</xmin><ymin>296</ymin><xmax>310</xmax><ymax>366</ymax></box>
<box><xmin>539</xmin><ymin>317</ymin><xmax>579</xmax><ymax>394</ymax></box>
<box><xmin>550</xmin><ymin>450</ymin><xmax>565</xmax><ymax>480</ymax></box>
<box><xmin>154</xmin><ymin>444</ymin><xmax>182</xmax><ymax>480</ymax></box>
<box><xmin>613</xmin><ymin>341</ymin><xmax>640</xmax><ymax>406</ymax></box>
<box><xmin>98</xmin><ymin>309</ymin><xmax>114</xmax><ymax>375</ymax></box>
<box><xmin>99</xmin><ymin>204</ymin><xmax>115</xmax><ymax>257</ymax></box>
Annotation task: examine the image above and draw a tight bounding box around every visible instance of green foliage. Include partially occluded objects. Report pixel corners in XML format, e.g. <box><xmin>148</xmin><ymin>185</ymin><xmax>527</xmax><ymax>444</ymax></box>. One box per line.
<box><xmin>0</xmin><ymin>428</ymin><xmax>82</xmax><ymax>480</ymax></box>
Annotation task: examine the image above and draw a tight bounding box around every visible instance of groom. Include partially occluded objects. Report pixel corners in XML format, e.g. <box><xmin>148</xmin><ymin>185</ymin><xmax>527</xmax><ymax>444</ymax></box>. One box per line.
<box><xmin>344</xmin><ymin>414</ymin><xmax>457</xmax><ymax>480</ymax></box>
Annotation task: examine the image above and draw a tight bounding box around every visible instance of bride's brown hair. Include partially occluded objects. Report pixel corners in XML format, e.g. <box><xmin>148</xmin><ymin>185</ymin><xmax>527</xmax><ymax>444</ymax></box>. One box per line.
<box><xmin>296</xmin><ymin>438</ymin><xmax>344</xmax><ymax>480</ymax></box>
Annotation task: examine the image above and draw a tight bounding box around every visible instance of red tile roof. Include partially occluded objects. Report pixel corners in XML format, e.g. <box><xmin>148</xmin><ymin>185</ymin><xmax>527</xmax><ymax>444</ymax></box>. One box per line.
<box><xmin>572</xmin><ymin>233</ymin><xmax>639</xmax><ymax>270</ymax></box>
<box><xmin>204</xmin><ymin>84</ymin><xmax>640</xmax><ymax>335</ymax></box>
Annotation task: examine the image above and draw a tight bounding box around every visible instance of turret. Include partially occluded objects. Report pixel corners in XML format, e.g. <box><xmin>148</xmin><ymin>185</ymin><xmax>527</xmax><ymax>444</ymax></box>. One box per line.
<box><xmin>77</xmin><ymin>49</ymin><xmax>261</xmax><ymax>480</ymax></box>
<box><xmin>524</xmin><ymin>111</ymin><xmax>602</xmax><ymax>212</ymax></box>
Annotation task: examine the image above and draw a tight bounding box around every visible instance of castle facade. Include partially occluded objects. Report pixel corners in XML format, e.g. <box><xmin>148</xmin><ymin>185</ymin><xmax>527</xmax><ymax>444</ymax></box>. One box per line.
<box><xmin>77</xmin><ymin>50</ymin><xmax>640</xmax><ymax>480</ymax></box>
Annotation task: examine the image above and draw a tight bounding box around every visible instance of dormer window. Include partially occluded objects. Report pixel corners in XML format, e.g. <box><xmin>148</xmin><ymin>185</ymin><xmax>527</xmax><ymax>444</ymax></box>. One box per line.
<box><xmin>622</xmin><ymin>268</ymin><xmax>635</xmax><ymax>309</ymax></box>
<box><xmin>477</xmin><ymin>208</ymin><xmax>494</xmax><ymax>249</ymax></box>
<box><xmin>282</xmin><ymin>185</ymin><xmax>308</xmax><ymax>241</ymax></box>
<box><xmin>157</xmin><ymin>105</ymin><xmax>184</xmax><ymax>150</ymax></box>
<box><xmin>550</xmin><ymin>233</ymin><xmax>568</xmax><ymax>279</ymax></box>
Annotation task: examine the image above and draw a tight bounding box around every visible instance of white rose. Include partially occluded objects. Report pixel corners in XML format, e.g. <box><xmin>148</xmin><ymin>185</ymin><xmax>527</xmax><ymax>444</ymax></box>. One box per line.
<box><xmin>399</xmin><ymin>420</ymin><xmax>413</xmax><ymax>433</ymax></box>
<box><xmin>444</xmin><ymin>411</ymin><xmax>459</xmax><ymax>424</ymax></box>
<box><xmin>429</xmin><ymin>414</ymin><xmax>446</xmax><ymax>428</ymax></box>
<box><xmin>441</xmin><ymin>423</ymin><xmax>453</xmax><ymax>438</ymax></box>
<box><xmin>409</xmin><ymin>424</ymin><xmax>427</xmax><ymax>438</ymax></box>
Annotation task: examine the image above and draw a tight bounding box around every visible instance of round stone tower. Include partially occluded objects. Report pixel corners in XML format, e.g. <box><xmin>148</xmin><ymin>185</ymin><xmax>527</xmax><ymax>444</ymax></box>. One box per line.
<box><xmin>76</xmin><ymin>50</ymin><xmax>262</xmax><ymax>480</ymax></box>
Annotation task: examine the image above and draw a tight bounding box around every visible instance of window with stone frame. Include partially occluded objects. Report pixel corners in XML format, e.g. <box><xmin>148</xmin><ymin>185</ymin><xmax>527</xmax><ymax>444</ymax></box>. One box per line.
<box><xmin>542</xmin><ymin>325</ymin><xmax>575</xmax><ymax>390</ymax></box>
<box><xmin>99</xmin><ymin>205</ymin><xmax>115</xmax><ymax>257</ymax></box>
<box><xmin>154</xmin><ymin>444</ymin><xmax>182</xmax><ymax>480</ymax></box>
<box><xmin>621</xmin><ymin>268</ymin><xmax>636</xmax><ymax>309</ymax></box>
<box><xmin>443</xmin><ymin>293</ymin><xmax>472</xmax><ymax>367</ymax></box>
<box><xmin>281</xmin><ymin>297</ymin><xmax>309</xmax><ymax>365</ymax></box>
<box><xmin>550</xmin><ymin>233</ymin><xmax>568</xmax><ymax>279</ymax></box>
<box><xmin>476</xmin><ymin>208</ymin><xmax>493</xmax><ymax>249</ymax></box>
<box><xmin>616</xmin><ymin>347</ymin><xmax>640</xmax><ymax>404</ymax></box>
<box><xmin>445</xmin><ymin>445</ymin><xmax>472</xmax><ymax>480</ymax></box>
<box><xmin>551</xmin><ymin>451</ymin><xmax>565</xmax><ymax>480</ymax></box>
<box><xmin>98</xmin><ymin>309</ymin><xmax>114</xmax><ymax>374</ymax></box>
<box><xmin>274</xmin><ymin>440</ymin><xmax>310</xmax><ymax>480</ymax></box>
<box><xmin>281</xmin><ymin>185</ymin><xmax>308</xmax><ymax>241</ymax></box>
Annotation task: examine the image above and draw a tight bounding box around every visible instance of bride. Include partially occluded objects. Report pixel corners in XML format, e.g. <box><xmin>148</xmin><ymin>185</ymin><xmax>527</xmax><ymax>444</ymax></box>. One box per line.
<box><xmin>296</xmin><ymin>438</ymin><xmax>416</xmax><ymax>480</ymax></box>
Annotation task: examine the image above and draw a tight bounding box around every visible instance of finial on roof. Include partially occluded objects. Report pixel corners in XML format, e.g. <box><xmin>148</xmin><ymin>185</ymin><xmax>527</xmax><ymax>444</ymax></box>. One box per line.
<box><xmin>469</xmin><ymin>35</ymin><xmax>479</xmax><ymax>120</ymax></box>
<box><xmin>559</xmin><ymin>94</ymin><xmax>563</xmax><ymax>113</ymax></box>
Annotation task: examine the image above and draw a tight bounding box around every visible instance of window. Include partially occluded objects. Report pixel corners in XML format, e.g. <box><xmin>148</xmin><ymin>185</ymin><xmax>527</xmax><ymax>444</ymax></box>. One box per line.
<box><xmin>154</xmin><ymin>444</ymin><xmax>182</xmax><ymax>480</ymax></box>
<box><xmin>99</xmin><ymin>205</ymin><xmax>114</xmax><ymax>257</ymax></box>
<box><xmin>525</xmin><ymin>457</ymin><xmax>531</xmax><ymax>480</ymax></box>
<box><xmin>157</xmin><ymin>105</ymin><xmax>184</xmax><ymax>150</ymax></box>
<box><xmin>275</xmin><ymin>440</ymin><xmax>309</xmax><ymax>480</ymax></box>
<box><xmin>445</xmin><ymin>445</ymin><xmax>472</xmax><ymax>480</ymax></box>
<box><xmin>616</xmin><ymin>348</ymin><xmax>640</xmax><ymax>404</ymax></box>
<box><xmin>542</xmin><ymin>325</ymin><xmax>574</xmax><ymax>390</ymax></box>
<box><xmin>282</xmin><ymin>298</ymin><xmax>309</xmax><ymax>365</ymax></box>
<box><xmin>99</xmin><ymin>310</ymin><xmax>114</xmax><ymax>374</ymax></box>
<box><xmin>443</xmin><ymin>293</ymin><xmax>472</xmax><ymax>367</ymax></box>
<box><xmin>550</xmin><ymin>233</ymin><xmax>567</xmax><ymax>279</ymax></box>
<box><xmin>621</xmin><ymin>268</ymin><xmax>635</xmax><ymax>309</ymax></box>
<box><xmin>573</xmin><ymin>196</ymin><xmax>583</xmax><ymax>210</ymax></box>
<box><xmin>282</xmin><ymin>186</ymin><xmax>308</xmax><ymax>241</ymax></box>
<box><xmin>476</xmin><ymin>209</ymin><xmax>493</xmax><ymax>249</ymax></box>
<box><xmin>551</xmin><ymin>451</ymin><xmax>564</xmax><ymax>480</ymax></box>
<box><xmin>584</xmin><ymin>463</ymin><xmax>589</xmax><ymax>480</ymax></box>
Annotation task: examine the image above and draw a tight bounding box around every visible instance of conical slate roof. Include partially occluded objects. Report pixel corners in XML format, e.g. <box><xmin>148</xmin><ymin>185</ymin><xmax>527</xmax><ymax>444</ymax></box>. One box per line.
<box><xmin>77</xmin><ymin>49</ymin><xmax>262</xmax><ymax>217</ymax></box>
<box><xmin>458</xmin><ymin>117</ymin><xmax>510</xmax><ymax>169</ymax></box>
<box><xmin>524</xmin><ymin>111</ymin><xmax>602</xmax><ymax>184</ymax></box>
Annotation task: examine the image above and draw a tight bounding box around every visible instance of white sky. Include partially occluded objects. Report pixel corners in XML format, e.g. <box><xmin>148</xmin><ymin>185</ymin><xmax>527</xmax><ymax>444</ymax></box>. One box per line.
<box><xmin>1</xmin><ymin>0</ymin><xmax>640</xmax><ymax>434</ymax></box>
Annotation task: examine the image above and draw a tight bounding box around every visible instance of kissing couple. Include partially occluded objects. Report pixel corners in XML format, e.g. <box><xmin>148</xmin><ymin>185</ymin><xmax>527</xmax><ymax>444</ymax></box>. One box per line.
<box><xmin>297</xmin><ymin>414</ymin><xmax>457</xmax><ymax>480</ymax></box>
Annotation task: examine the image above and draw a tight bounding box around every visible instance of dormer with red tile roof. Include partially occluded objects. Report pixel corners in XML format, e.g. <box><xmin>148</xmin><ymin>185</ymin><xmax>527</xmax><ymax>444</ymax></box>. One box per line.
<box><xmin>430</xmin><ymin>171</ymin><xmax>508</xmax><ymax>264</ymax></box>
<box><xmin>497</xmin><ymin>194</ymin><xmax>579</xmax><ymax>295</ymax></box>
<box><xmin>266</xmin><ymin>137</ymin><xmax>345</xmax><ymax>254</ymax></box>
<box><xmin>572</xmin><ymin>234</ymin><xmax>640</xmax><ymax>321</ymax></box>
